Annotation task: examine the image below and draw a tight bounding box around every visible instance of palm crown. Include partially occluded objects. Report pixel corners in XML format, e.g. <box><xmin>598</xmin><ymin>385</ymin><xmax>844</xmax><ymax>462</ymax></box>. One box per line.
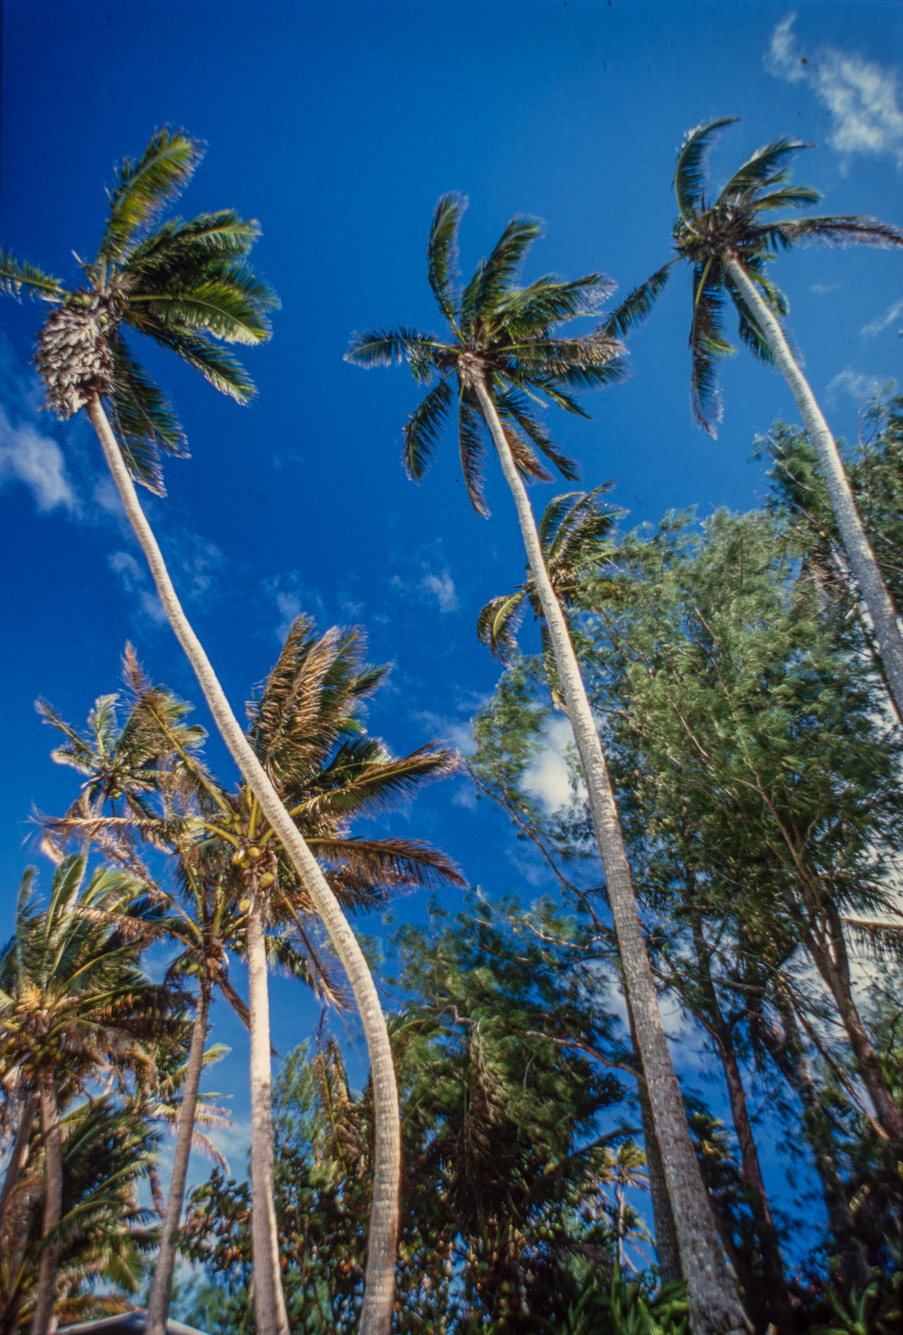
<box><xmin>664</xmin><ymin>117</ymin><xmax>903</xmax><ymax>433</ymax></box>
<box><xmin>477</xmin><ymin>485</ymin><xmax>622</xmax><ymax>663</ymax></box>
<box><xmin>346</xmin><ymin>194</ymin><xmax>626</xmax><ymax>515</ymax></box>
<box><xmin>0</xmin><ymin>127</ymin><xmax>278</xmax><ymax>494</ymax></box>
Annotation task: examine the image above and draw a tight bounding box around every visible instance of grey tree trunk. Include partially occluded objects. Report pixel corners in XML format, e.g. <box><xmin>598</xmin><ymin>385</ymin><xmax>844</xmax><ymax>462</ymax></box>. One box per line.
<box><xmin>246</xmin><ymin>903</ymin><xmax>290</xmax><ymax>1335</ymax></box>
<box><xmin>725</xmin><ymin>256</ymin><xmax>903</xmax><ymax>722</ymax></box>
<box><xmin>147</xmin><ymin>980</ymin><xmax>212</xmax><ymax>1335</ymax></box>
<box><xmin>625</xmin><ymin>989</ymin><xmax>681</xmax><ymax>1283</ymax></box>
<box><xmin>31</xmin><ymin>1072</ymin><xmax>62</xmax><ymax>1335</ymax></box>
<box><xmin>86</xmin><ymin>396</ymin><xmax>400</xmax><ymax>1335</ymax></box>
<box><xmin>473</xmin><ymin>378</ymin><xmax>747</xmax><ymax>1335</ymax></box>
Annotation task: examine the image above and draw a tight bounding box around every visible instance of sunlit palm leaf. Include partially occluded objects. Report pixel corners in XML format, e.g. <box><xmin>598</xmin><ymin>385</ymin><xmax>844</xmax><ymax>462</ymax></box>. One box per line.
<box><xmin>0</xmin><ymin>249</ymin><xmax>64</xmax><ymax>302</ymax></box>
<box><xmin>100</xmin><ymin>127</ymin><xmax>202</xmax><ymax>263</ymax></box>
<box><xmin>674</xmin><ymin>117</ymin><xmax>737</xmax><ymax>218</ymax></box>
<box><xmin>428</xmin><ymin>193</ymin><xmax>466</xmax><ymax>324</ymax></box>
<box><xmin>719</xmin><ymin>137</ymin><xmax>809</xmax><ymax>199</ymax></box>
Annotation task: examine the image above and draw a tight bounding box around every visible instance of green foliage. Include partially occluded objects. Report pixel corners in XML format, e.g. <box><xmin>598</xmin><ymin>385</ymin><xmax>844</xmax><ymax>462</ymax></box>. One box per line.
<box><xmin>346</xmin><ymin>193</ymin><xmax>626</xmax><ymax>514</ymax></box>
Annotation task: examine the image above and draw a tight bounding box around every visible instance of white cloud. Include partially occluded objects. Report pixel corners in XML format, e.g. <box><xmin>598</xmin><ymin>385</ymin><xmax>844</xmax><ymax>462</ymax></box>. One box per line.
<box><xmin>767</xmin><ymin>14</ymin><xmax>903</xmax><ymax>167</ymax></box>
<box><xmin>522</xmin><ymin>716</ymin><xmax>586</xmax><ymax>815</ymax></box>
<box><xmin>826</xmin><ymin>366</ymin><xmax>882</xmax><ymax>404</ymax></box>
<box><xmin>862</xmin><ymin>297</ymin><xmax>903</xmax><ymax>337</ymax></box>
<box><xmin>390</xmin><ymin>563</ymin><xmax>460</xmax><ymax>615</ymax></box>
<box><xmin>108</xmin><ymin>550</ymin><xmax>167</xmax><ymax>624</ymax></box>
<box><xmin>411</xmin><ymin>708</ymin><xmax>475</xmax><ymax>756</ymax></box>
<box><xmin>0</xmin><ymin>405</ymin><xmax>79</xmax><ymax>513</ymax></box>
<box><xmin>420</xmin><ymin>568</ymin><xmax>459</xmax><ymax>613</ymax></box>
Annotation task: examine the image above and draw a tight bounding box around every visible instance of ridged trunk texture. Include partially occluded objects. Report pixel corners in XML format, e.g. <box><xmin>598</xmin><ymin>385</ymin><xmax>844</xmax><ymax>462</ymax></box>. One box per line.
<box><xmin>626</xmin><ymin>990</ymin><xmax>682</xmax><ymax>1283</ymax></box>
<box><xmin>147</xmin><ymin>980</ymin><xmax>212</xmax><ymax>1335</ymax></box>
<box><xmin>247</xmin><ymin>904</ymin><xmax>290</xmax><ymax>1335</ymax></box>
<box><xmin>725</xmin><ymin>256</ymin><xmax>903</xmax><ymax>723</ymax></box>
<box><xmin>473</xmin><ymin>379</ymin><xmax>747</xmax><ymax>1335</ymax></box>
<box><xmin>86</xmin><ymin>396</ymin><xmax>400</xmax><ymax>1335</ymax></box>
<box><xmin>31</xmin><ymin>1072</ymin><xmax>62</xmax><ymax>1335</ymax></box>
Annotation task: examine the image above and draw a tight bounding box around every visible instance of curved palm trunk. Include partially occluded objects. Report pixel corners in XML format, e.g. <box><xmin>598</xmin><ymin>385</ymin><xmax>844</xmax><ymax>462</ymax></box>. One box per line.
<box><xmin>86</xmin><ymin>396</ymin><xmax>400</xmax><ymax>1335</ymax></box>
<box><xmin>147</xmin><ymin>978</ymin><xmax>212</xmax><ymax>1335</ymax></box>
<box><xmin>473</xmin><ymin>379</ymin><xmax>747</xmax><ymax>1335</ymax></box>
<box><xmin>0</xmin><ymin>1090</ymin><xmax>38</xmax><ymax>1239</ymax></box>
<box><xmin>246</xmin><ymin>903</ymin><xmax>290</xmax><ymax>1335</ymax></box>
<box><xmin>725</xmin><ymin>256</ymin><xmax>903</xmax><ymax>721</ymax></box>
<box><xmin>31</xmin><ymin>1072</ymin><xmax>62</xmax><ymax>1335</ymax></box>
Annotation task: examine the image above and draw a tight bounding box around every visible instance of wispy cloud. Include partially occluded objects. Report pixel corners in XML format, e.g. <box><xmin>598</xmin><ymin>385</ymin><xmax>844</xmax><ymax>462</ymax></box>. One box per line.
<box><xmin>862</xmin><ymin>297</ymin><xmax>903</xmax><ymax>337</ymax></box>
<box><xmin>108</xmin><ymin>550</ymin><xmax>167</xmax><ymax>625</ymax></box>
<box><xmin>826</xmin><ymin>366</ymin><xmax>883</xmax><ymax>405</ymax></box>
<box><xmin>261</xmin><ymin>573</ymin><xmax>327</xmax><ymax>643</ymax></box>
<box><xmin>0</xmin><ymin>405</ymin><xmax>79</xmax><ymax>513</ymax></box>
<box><xmin>390</xmin><ymin>563</ymin><xmax>460</xmax><ymax>614</ymax></box>
<box><xmin>767</xmin><ymin>14</ymin><xmax>903</xmax><ymax>167</ymax></box>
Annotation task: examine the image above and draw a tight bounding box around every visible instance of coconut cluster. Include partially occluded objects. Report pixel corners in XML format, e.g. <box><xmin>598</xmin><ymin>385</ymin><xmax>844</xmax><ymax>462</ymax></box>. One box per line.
<box><xmin>35</xmin><ymin>291</ymin><xmax>118</xmax><ymax>419</ymax></box>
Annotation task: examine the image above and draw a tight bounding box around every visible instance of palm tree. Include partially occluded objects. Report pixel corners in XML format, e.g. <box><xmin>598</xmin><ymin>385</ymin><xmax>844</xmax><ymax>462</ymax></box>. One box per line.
<box><xmin>1</xmin><ymin>128</ymin><xmax>412</xmax><ymax>1335</ymax></box>
<box><xmin>41</xmin><ymin>626</ymin><xmax>462</xmax><ymax>1335</ymax></box>
<box><xmin>346</xmin><ymin>196</ymin><xmax>746</xmax><ymax>1335</ymax></box>
<box><xmin>647</xmin><ymin>117</ymin><xmax>903</xmax><ymax>719</ymax></box>
<box><xmin>0</xmin><ymin>854</ymin><xmax>178</xmax><ymax>1335</ymax></box>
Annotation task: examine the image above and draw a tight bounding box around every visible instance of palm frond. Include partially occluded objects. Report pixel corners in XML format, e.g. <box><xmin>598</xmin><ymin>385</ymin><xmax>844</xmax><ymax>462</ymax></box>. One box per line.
<box><xmin>674</xmin><ymin>117</ymin><xmax>738</xmax><ymax>218</ymax></box>
<box><xmin>402</xmin><ymin>376</ymin><xmax>453</xmax><ymax>480</ymax></box>
<box><xmin>310</xmin><ymin>835</ymin><xmax>465</xmax><ymax>890</ymax></box>
<box><xmin>0</xmin><ymin>249</ymin><xmax>64</xmax><ymax>302</ymax></box>
<box><xmin>100</xmin><ymin>127</ymin><xmax>203</xmax><ymax>262</ymax></box>
<box><xmin>128</xmin><ymin>268</ymin><xmax>275</xmax><ymax>345</ymax></box>
<box><xmin>123</xmin><ymin>211</ymin><xmax>264</xmax><ymax>280</ymax></box>
<box><xmin>459</xmin><ymin>390</ymin><xmax>490</xmax><ymax>517</ymax></box>
<box><xmin>107</xmin><ymin>335</ymin><xmax>187</xmax><ymax>495</ymax></box>
<box><xmin>129</xmin><ymin>321</ymin><xmax>256</xmax><ymax>403</ymax></box>
<box><xmin>476</xmin><ymin>592</ymin><xmax>526</xmax><ymax>661</ymax></box>
<box><xmin>602</xmin><ymin>264</ymin><xmax>673</xmax><ymax>338</ymax></box>
<box><xmin>766</xmin><ymin>215</ymin><xmax>903</xmax><ymax>251</ymax></box>
<box><xmin>689</xmin><ymin>259</ymin><xmax>733</xmax><ymax>434</ymax></box>
<box><xmin>748</xmin><ymin>185</ymin><xmax>822</xmax><ymax>213</ymax></box>
<box><xmin>345</xmin><ymin>326</ymin><xmax>441</xmax><ymax>368</ymax></box>
<box><xmin>470</xmin><ymin>216</ymin><xmax>542</xmax><ymax>320</ymax></box>
<box><xmin>494</xmin><ymin>386</ymin><xmax>580</xmax><ymax>482</ymax></box>
<box><xmin>719</xmin><ymin>137</ymin><xmax>809</xmax><ymax>199</ymax></box>
<box><xmin>428</xmin><ymin>193</ymin><xmax>466</xmax><ymax>324</ymax></box>
<box><xmin>493</xmin><ymin>273</ymin><xmax>612</xmax><ymax>339</ymax></box>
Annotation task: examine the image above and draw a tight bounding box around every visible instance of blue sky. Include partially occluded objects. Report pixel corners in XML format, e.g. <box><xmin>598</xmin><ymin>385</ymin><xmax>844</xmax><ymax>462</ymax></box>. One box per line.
<box><xmin>2</xmin><ymin>0</ymin><xmax>902</xmax><ymax>1223</ymax></box>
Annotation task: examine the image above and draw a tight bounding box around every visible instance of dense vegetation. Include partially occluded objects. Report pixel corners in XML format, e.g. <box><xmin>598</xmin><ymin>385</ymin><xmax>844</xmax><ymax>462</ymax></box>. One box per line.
<box><xmin>1</xmin><ymin>127</ymin><xmax>901</xmax><ymax>1335</ymax></box>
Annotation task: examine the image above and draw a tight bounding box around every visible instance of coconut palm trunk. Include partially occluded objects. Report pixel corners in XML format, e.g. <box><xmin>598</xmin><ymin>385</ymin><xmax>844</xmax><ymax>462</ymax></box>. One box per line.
<box><xmin>31</xmin><ymin>1072</ymin><xmax>63</xmax><ymax>1335</ymax></box>
<box><xmin>0</xmin><ymin>1090</ymin><xmax>38</xmax><ymax>1239</ymax></box>
<box><xmin>472</xmin><ymin>378</ymin><xmax>746</xmax><ymax>1335</ymax></box>
<box><xmin>246</xmin><ymin>902</ymin><xmax>290</xmax><ymax>1335</ymax></box>
<box><xmin>146</xmin><ymin>979</ymin><xmax>212</xmax><ymax>1335</ymax></box>
<box><xmin>625</xmin><ymin>994</ymin><xmax>681</xmax><ymax>1284</ymax></box>
<box><xmin>86</xmin><ymin>395</ymin><xmax>400</xmax><ymax>1335</ymax></box>
<box><xmin>724</xmin><ymin>255</ymin><xmax>903</xmax><ymax>720</ymax></box>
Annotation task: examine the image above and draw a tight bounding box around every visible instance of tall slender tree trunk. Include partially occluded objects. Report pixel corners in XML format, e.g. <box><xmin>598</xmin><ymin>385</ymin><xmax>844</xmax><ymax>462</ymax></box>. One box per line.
<box><xmin>147</xmin><ymin>979</ymin><xmax>212</xmax><ymax>1335</ymax></box>
<box><xmin>31</xmin><ymin>1072</ymin><xmax>62</xmax><ymax>1335</ymax></box>
<box><xmin>625</xmin><ymin>990</ymin><xmax>682</xmax><ymax>1283</ymax></box>
<box><xmin>724</xmin><ymin>256</ymin><xmax>903</xmax><ymax>721</ymax></box>
<box><xmin>246</xmin><ymin>902</ymin><xmax>290</xmax><ymax>1335</ymax></box>
<box><xmin>765</xmin><ymin>988</ymin><xmax>869</xmax><ymax>1287</ymax></box>
<box><xmin>473</xmin><ymin>378</ymin><xmax>747</xmax><ymax>1335</ymax></box>
<box><xmin>0</xmin><ymin>1091</ymin><xmax>38</xmax><ymax>1239</ymax></box>
<box><xmin>86</xmin><ymin>395</ymin><xmax>400</xmax><ymax>1335</ymax></box>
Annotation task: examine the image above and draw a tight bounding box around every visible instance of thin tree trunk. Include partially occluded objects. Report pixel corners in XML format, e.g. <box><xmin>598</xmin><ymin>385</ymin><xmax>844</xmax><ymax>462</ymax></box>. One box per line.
<box><xmin>625</xmin><ymin>989</ymin><xmax>682</xmax><ymax>1283</ymax></box>
<box><xmin>687</xmin><ymin>926</ymin><xmax>790</xmax><ymax>1328</ymax></box>
<box><xmin>86</xmin><ymin>395</ymin><xmax>400</xmax><ymax>1335</ymax></box>
<box><xmin>246</xmin><ymin>902</ymin><xmax>289</xmax><ymax>1335</ymax></box>
<box><xmin>147</xmin><ymin>979</ymin><xmax>212</xmax><ymax>1335</ymax></box>
<box><xmin>0</xmin><ymin>1091</ymin><xmax>38</xmax><ymax>1239</ymax></box>
<box><xmin>803</xmin><ymin>910</ymin><xmax>903</xmax><ymax>1142</ymax></box>
<box><xmin>765</xmin><ymin>989</ymin><xmax>869</xmax><ymax>1287</ymax></box>
<box><xmin>724</xmin><ymin>256</ymin><xmax>903</xmax><ymax>721</ymax></box>
<box><xmin>473</xmin><ymin>378</ymin><xmax>747</xmax><ymax>1335</ymax></box>
<box><xmin>31</xmin><ymin>1072</ymin><xmax>62</xmax><ymax>1335</ymax></box>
